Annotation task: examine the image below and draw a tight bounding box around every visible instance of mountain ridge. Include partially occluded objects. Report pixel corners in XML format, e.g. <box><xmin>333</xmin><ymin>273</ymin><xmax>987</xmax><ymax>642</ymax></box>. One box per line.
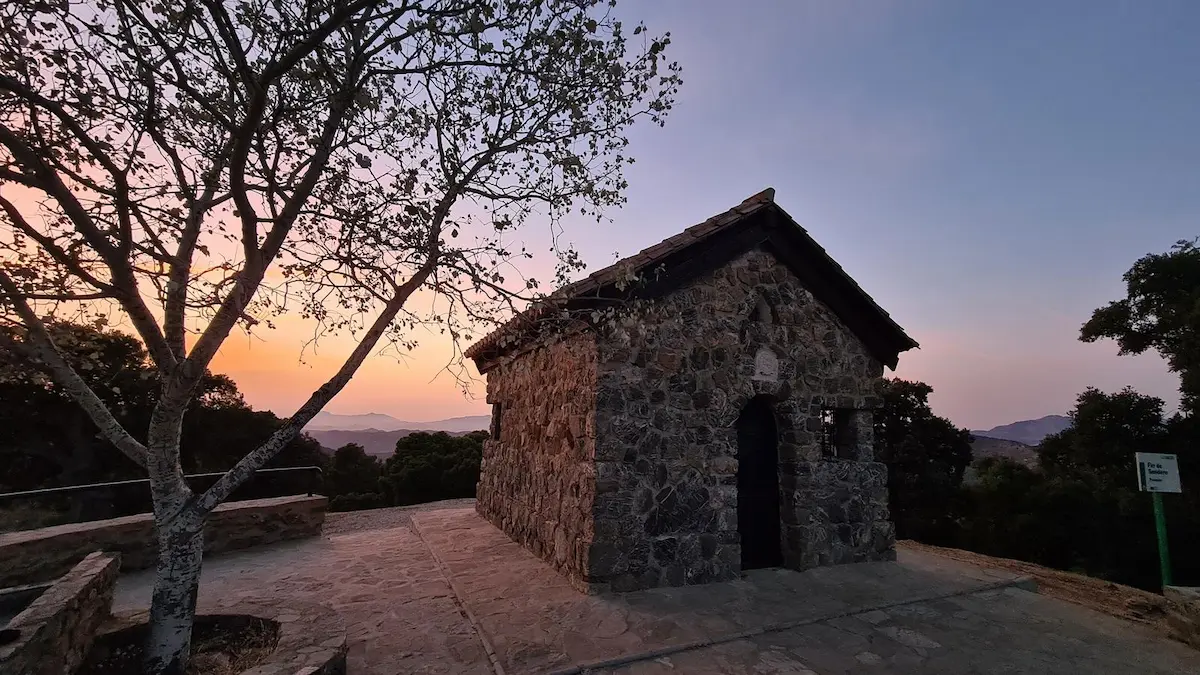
<box><xmin>307</xmin><ymin>428</ymin><xmax>483</xmax><ymax>457</ymax></box>
<box><xmin>971</xmin><ymin>414</ymin><xmax>1071</xmax><ymax>446</ymax></box>
<box><xmin>306</xmin><ymin>411</ymin><xmax>490</xmax><ymax>433</ymax></box>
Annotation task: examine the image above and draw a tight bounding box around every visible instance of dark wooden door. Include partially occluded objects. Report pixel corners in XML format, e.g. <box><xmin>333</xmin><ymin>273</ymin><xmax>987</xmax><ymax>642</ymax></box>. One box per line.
<box><xmin>736</xmin><ymin>397</ymin><xmax>783</xmax><ymax>569</ymax></box>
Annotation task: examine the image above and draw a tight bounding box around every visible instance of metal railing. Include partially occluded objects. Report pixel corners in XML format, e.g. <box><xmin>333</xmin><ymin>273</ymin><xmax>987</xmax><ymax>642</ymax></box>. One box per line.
<box><xmin>0</xmin><ymin>465</ymin><xmax>323</xmax><ymax>503</ymax></box>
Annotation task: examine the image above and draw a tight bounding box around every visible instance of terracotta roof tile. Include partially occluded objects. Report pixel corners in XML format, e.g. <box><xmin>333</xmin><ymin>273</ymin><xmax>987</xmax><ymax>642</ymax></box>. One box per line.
<box><xmin>638</xmin><ymin>239</ymin><xmax>679</xmax><ymax>261</ymax></box>
<box><xmin>686</xmin><ymin>213</ymin><xmax>734</xmax><ymax>238</ymax></box>
<box><xmin>662</xmin><ymin>231</ymin><xmax>697</xmax><ymax>248</ymax></box>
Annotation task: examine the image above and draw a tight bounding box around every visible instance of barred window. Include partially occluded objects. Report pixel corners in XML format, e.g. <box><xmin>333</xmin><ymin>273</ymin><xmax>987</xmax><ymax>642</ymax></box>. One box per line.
<box><xmin>820</xmin><ymin>408</ymin><xmax>854</xmax><ymax>459</ymax></box>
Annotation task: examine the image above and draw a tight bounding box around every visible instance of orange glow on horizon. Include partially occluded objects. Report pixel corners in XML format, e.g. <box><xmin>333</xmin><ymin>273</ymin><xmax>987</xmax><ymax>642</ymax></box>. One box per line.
<box><xmin>209</xmin><ymin>312</ymin><xmax>490</xmax><ymax>422</ymax></box>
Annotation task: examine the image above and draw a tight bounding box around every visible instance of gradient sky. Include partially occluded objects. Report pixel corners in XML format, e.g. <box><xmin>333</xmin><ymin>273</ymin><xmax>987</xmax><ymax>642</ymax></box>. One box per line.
<box><xmin>212</xmin><ymin>0</ymin><xmax>1200</xmax><ymax>431</ymax></box>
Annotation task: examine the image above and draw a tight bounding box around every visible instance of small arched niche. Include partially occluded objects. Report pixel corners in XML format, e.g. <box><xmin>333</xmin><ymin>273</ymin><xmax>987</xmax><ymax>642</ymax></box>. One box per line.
<box><xmin>739</xmin><ymin>292</ymin><xmax>777</xmax><ymax>341</ymax></box>
<box><xmin>754</xmin><ymin>295</ymin><xmax>773</xmax><ymax>323</ymax></box>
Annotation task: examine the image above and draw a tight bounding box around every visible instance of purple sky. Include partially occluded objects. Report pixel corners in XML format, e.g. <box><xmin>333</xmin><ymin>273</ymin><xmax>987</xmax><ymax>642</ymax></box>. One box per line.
<box><xmin>238</xmin><ymin>0</ymin><xmax>1198</xmax><ymax>431</ymax></box>
<box><xmin>554</xmin><ymin>0</ymin><xmax>1198</xmax><ymax>430</ymax></box>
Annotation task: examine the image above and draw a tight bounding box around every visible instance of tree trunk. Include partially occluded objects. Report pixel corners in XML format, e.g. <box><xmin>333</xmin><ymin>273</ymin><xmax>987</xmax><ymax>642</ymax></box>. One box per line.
<box><xmin>144</xmin><ymin>516</ymin><xmax>204</xmax><ymax>674</ymax></box>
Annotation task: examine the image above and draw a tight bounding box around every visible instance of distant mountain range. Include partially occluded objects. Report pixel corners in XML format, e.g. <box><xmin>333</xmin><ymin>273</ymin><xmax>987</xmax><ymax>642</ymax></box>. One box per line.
<box><xmin>962</xmin><ymin>414</ymin><xmax>1074</xmax><ymax>483</ymax></box>
<box><xmin>303</xmin><ymin>412</ymin><xmax>491</xmax><ymax>457</ymax></box>
<box><xmin>306</xmin><ymin>428</ymin><xmax>481</xmax><ymax>457</ymax></box>
<box><xmin>971</xmin><ymin>414</ymin><xmax>1071</xmax><ymax>446</ymax></box>
<box><xmin>305</xmin><ymin>411</ymin><xmax>490</xmax><ymax>433</ymax></box>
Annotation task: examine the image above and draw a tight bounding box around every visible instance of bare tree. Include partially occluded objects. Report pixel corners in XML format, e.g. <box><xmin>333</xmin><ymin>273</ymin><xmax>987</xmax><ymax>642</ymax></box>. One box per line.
<box><xmin>0</xmin><ymin>0</ymin><xmax>679</xmax><ymax>671</ymax></box>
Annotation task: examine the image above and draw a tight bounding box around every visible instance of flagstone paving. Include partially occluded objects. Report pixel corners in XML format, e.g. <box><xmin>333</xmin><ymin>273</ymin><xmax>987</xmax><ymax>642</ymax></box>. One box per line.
<box><xmin>112</xmin><ymin>502</ymin><xmax>1200</xmax><ymax>674</ymax></box>
<box><xmin>114</xmin><ymin>516</ymin><xmax>491</xmax><ymax>675</ymax></box>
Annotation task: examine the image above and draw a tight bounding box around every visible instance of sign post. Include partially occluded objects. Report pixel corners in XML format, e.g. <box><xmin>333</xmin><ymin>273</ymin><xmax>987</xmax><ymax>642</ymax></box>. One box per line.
<box><xmin>1152</xmin><ymin>493</ymin><xmax>1171</xmax><ymax>586</ymax></box>
<box><xmin>1135</xmin><ymin>452</ymin><xmax>1182</xmax><ymax>588</ymax></box>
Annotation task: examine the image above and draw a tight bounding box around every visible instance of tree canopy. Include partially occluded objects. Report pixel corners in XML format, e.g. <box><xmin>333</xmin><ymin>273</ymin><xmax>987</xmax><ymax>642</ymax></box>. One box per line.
<box><xmin>877</xmin><ymin>238</ymin><xmax>1200</xmax><ymax>591</ymax></box>
<box><xmin>318</xmin><ymin>432</ymin><xmax>486</xmax><ymax>511</ymax></box>
<box><xmin>1082</xmin><ymin>239</ymin><xmax>1200</xmax><ymax>413</ymax></box>
<box><xmin>383</xmin><ymin>430</ymin><xmax>485</xmax><ymax>504</ymax></box>
<box><xmin>873</xmin><ymin>378</ymin><xmax>974</xmax><ymax>543</ymax></box>
<box><xmin>0</xmin><ymin>321</ymin><xmax>324</xmax><ymax>520</ymax></box>
<box><xmin>1038</xmin><ymin>387</ymin><xmax>1169</xmax><ymax>490</ymax></box>
<box><xmin>0</xmin><ymin>0</ymin><xmax>680</xmax><ymax>495</ymax></box>
<box><xmin>1</xmin><ymin>1</ymin><xmax>679</xmax><ymax>669</ymax></box>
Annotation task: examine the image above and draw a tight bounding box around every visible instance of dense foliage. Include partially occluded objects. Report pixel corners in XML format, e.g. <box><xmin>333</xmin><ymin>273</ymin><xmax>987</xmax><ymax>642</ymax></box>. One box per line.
<box><xmin>883</xmin><ymin>239</ymin><xmax>1200</xmax><ymax>591</ymax></box>
<box><xmin>383</xmin><ymin>431</ymin><xmax>487</xmax><ymax>505</ymax></box>
<box><xmin>0</xmin><ymin>320</ymin><xmax>489</xmax><ymax>520</ymax></box>
<box><xmin>2</xmin><ymin>0</ymin><xmax>679</xmax><ymax>666</ymax></box>
<box><xmin>874</xmin><ymin>378</ymin><xmax>973</xmax><ymax>543</ymax></box>
<box><xmin>323</xmin><ymin>443</ymin><xmax>383</xmax><ymax>506</ymax></box>
<box><xmin>880</xmin><ymin>380</ymin><xmax>1200</xmax><ymax>591</ymax></box>
<box><xmin>0</xmin><ymin>322</ymin><xmax>325</xmax><ymax>523</ymax></box>
<box><xmin>1082</xmin><ymin>239</ymin><xmax>1200</xmax><ymax>414</ymax></box>
<box><xmin>324</xmin><ymin>431</ymin><xmax>486</xmax><ymax>511</ymax></box>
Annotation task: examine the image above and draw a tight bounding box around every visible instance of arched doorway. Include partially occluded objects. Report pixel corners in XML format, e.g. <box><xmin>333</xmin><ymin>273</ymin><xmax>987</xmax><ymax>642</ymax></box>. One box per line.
<box><xmin>736</xmin><ymin>396</ymin><xmax>782</xmax><ymax>569</ymax></box>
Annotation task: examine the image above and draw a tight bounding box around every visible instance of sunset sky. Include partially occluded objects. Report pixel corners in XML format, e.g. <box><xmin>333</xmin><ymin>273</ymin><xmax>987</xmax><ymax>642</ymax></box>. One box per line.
<box><xmin>211</xmin><ymin>0</ymin><xmax>1200</xmax><ymax>431</ymax></box>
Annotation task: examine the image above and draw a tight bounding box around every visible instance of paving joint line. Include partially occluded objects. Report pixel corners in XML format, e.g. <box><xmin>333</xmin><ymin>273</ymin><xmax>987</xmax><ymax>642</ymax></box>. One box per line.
<box><xmin>410</xmin><ymin>513</ymin><xmax>507</xmax><ymax>675</ymax></box>
<box><xmin>546</xmin><ymin>574</ymin><xmax>1038</xmax><ymax>675</ymax></box>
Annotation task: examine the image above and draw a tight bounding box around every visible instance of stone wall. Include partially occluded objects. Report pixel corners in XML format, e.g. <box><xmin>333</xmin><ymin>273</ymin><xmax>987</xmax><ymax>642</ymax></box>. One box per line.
<box><xmin>589</xmin><ymin>247</ymin><xmax>893</xmax><ymax>591</ymax></box>
<box><xmin>0</xmin><ymin>551</ymin><xmax>120</xmax><ymax>675</ymax></box>
<box><xmin>0</xmin><ymin>495</ymin><xmax>326</xmax><ymax>587</ymax></box>
<box><xmin>476</xmin><ymin>333</ymin><xmax>599</xmax><ymax>590</ymax></box>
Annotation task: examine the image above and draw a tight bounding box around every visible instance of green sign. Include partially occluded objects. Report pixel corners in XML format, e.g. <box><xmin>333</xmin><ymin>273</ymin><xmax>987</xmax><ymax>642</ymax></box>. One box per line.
<box><xmin>1135</xmin><ymin>452</ymin><xmax>1183</xmax><ymax>588</ymax></box>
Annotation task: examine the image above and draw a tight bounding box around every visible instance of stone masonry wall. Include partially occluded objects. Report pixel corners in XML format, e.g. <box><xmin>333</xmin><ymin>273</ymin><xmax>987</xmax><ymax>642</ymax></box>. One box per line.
<box><xmin>589</xmin><ymin>247</ymin><xmax>893</xmax><ymax>591</ymax></box>
<box><xmin>0</xmin><ymin>495</ymin><xmax>326</xmax><ymax>587</ymax></box>
<box><xmin>476</xmin><ymin>332</ymin><xmax>598</xmax><ymax>590</ymax></box>
<box><xmin>0</xmin><ymin>551</ymin><xmax>120</xmax><ymax>675</ymax></box>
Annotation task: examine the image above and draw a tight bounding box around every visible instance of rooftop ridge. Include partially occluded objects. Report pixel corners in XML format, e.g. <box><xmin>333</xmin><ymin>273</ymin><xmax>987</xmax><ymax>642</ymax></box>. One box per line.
<box><xmin>741</xmin><ymin>187</ymin><xmax>775</xmax><ymax>204</ymax></box>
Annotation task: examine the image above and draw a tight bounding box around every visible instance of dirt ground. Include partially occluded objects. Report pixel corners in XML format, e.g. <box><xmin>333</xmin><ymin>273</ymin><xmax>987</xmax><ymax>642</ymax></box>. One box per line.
<box><xmin>898</xmin><ymin>540</ymin><xmax>1173</xmax><ymax>633</ymax></box>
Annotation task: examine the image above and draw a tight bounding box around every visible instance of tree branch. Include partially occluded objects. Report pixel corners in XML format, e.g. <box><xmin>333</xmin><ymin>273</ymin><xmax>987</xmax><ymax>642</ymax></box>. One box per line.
<box><xmin>0</xmin><ymin>270</ymin><xmax>148</xmax><ymax>469</ymax></box>
<box><xmin>180</xmin><ymin>83</ymin><xmax>357</xmax><ymax>391</ymax></box>
<box><xmin>194</xmin><ymin>254</ymin><xmax>438</xmax><ymax>513</ymax></box>
<box><xmin>0</xmin><ymin>125</ymin><xmax>178</xmax><ymax>372</ymax></box>
<box><xmin>0</xmin><ymin>194</ymin><xmax>116</xmax><ymax>293</ymax></box>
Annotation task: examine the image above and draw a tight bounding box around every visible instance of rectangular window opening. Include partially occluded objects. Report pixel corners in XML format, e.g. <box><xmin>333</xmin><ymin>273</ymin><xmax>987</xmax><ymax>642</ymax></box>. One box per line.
<box><xmin>491</xmin><ymin>402</ymin><xmax>502</xmax><ymax>441</ymax></box>
<box><xmin>820</xmin><ymin>408</ymin><xmax>837</xmax><ymax>458</ymax></box>
<box><xmin>820</xmin><ymin>408</ymin><xmax>855</xmax><ymax>460</ymax></box>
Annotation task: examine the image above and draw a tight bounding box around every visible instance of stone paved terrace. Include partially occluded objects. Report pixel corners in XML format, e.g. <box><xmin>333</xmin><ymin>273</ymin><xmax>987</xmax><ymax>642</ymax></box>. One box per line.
<box><xmin>112</xmin><ymin>501</ymin><xmax>1200</xmax><ymax>674</ymax></box>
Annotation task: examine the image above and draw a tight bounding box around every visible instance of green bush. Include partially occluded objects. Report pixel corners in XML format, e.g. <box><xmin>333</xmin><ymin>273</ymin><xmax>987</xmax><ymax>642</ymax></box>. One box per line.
<box><xmin>329</xmin><ymin>492</ymin><xmax>388</xmax><ymax>512</ymax></box>
<box><xmin>381</xmin><ymin>431</ymin><xmax>485</xmax><ymax>506</ymax></box>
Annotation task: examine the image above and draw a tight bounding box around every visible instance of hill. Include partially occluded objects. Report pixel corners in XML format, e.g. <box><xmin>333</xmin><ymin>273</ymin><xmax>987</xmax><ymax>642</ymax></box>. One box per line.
<box><xmin>971</xmin><ymin>414</ymin><xmax>1071</xmax><ymax>446</ymax></box>
<box><xmin>970</xmin><ymin>435</ymin><xmax>1037</xmax><ymax>467</ymax></box>
<box><xmin>306</xmin><ymin>412</ymin><xmax>490</xmax><ymax>433</ymax></box>
<box><xmin>307</xmin><ymin>428</ymin><xmax>483</xmax><ymax>457</ymax></box>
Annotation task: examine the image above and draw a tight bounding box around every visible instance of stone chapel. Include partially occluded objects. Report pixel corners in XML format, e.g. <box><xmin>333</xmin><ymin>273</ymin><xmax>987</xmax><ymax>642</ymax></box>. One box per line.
<box><xmin>464</xmin><ymin>188</ymin><xmax>918</xmax><ymax>593</ymax></box>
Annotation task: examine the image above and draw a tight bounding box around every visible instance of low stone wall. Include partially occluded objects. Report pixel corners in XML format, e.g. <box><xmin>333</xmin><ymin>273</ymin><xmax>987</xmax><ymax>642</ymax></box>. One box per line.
<box><xmin>0</xmin><ymin>495</ymin><xmax>326</xmax><ymax>587</ymax></box>
<box><xmin>1165</xmin><ymin>585</ymin><xmax>1200</xmax><ymax>649</ymax></box>
<box><xmin>0</xmin><ymin>551</ymin><xmax>120</xmax><ymax>675</ymax></box>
